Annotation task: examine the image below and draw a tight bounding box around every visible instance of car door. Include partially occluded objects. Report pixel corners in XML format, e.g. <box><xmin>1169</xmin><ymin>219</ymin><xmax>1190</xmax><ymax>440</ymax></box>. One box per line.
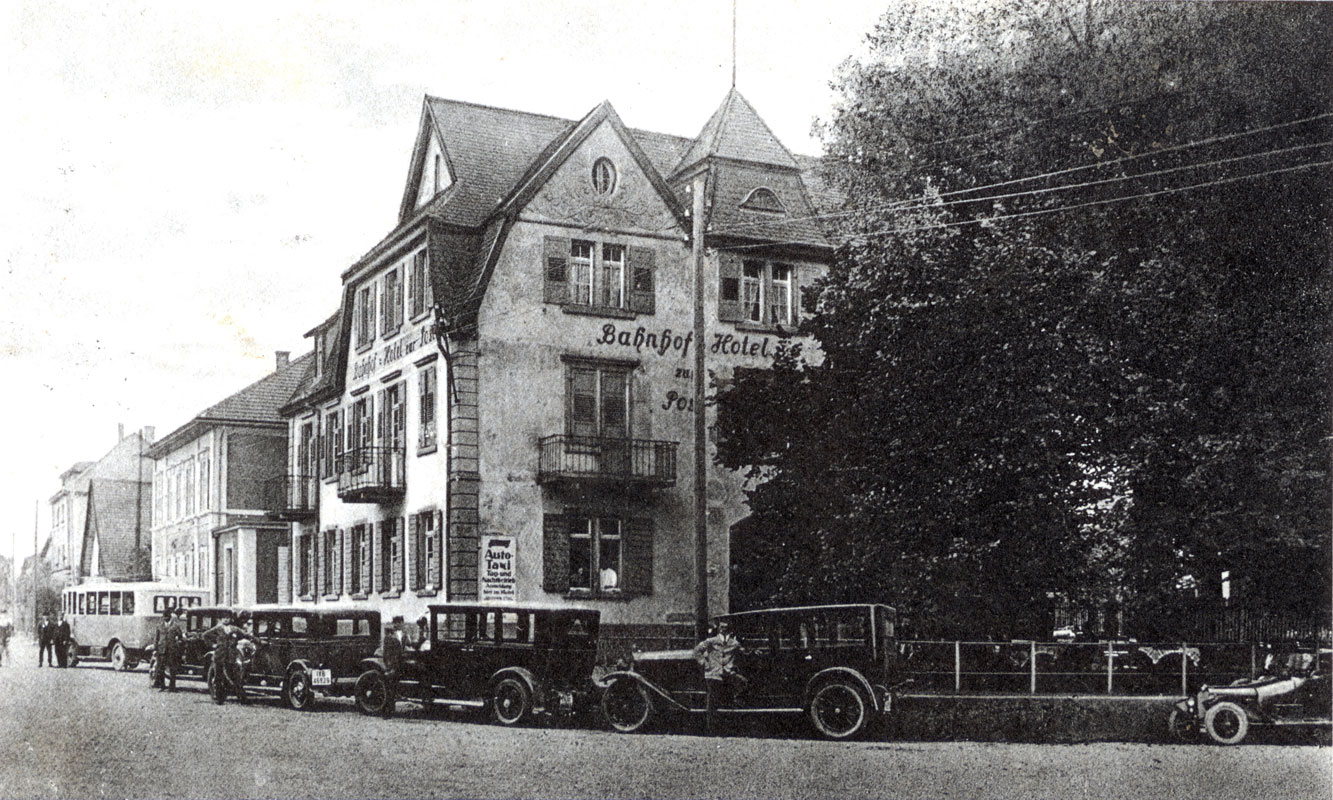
<box><xmin>425</xmin><ymin>607</ymin><xmax>471</xmax><ymax>700</ymax></box>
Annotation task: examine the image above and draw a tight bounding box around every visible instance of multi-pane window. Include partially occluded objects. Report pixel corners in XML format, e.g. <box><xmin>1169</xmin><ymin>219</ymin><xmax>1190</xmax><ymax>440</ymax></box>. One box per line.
<box><xmin>381</xmin><ymin>267</ymin><xmax>403</xmax><ymax>336</ymax></box>
<box><xmin>568</xmin><ymin>517</ymin><xmax>622</xmax><ymax>593</ymax></box>
<box><xmin>408</xmin><ymin>250</ymin><xmax>430</xmax><ymax>319</ymax></box>
<box><xmin>600</xmin><ymin>244</ymin><xmax>625</xmax><ymax>308</ymax></box>
<box><xmin>356</xmin><ymin>282</ymin><xmax>376</xmax><ymax>348</ymax></box>
<box><xmin>322</xmin><ymin>529</ymin><xmax>339</xmax><ymax>595</ymax></box>
<box><xmin>741</xmin><ymin>260</ymin><xmax>794</xmax><ymax>326</ymax></box>
<box><xmin>567</xmin><ymin>363</ymin><xmax>629</xmax><ymax>440</ymax></box>
<box><xmin>569</xmin><ymin>240</ymin><xmax>594</xmax><ymax>305</ymax></box>
<box><xmin>349</xmin><ymin>396</ymin><xmax>373</xmax><ymax>469</ymax></box>
<box><xmin>381</xmin><ymin>383</ymin><xmax>404</xmax><ymax>450</ymax></box>
<box><xmin>381</xmin><ymin>517</ymin><xmax>403</xmax><ymax>593</ymax></box>
<box><xmin>197</xmin><ymin>450</ymin><xmax>210</xmax><ymax>511</ymax></box>
<box><xmin>324</xmin><ymin>410</ymin><xmax>341</xmax><ymax>476</ymax></box>
<box><xmin>351</xmin><ymin>524</ymin><xmax>370</xmax><ymax>595</ymax></box>
<box><xmin>298</xmin><ymin>534</ymin><xmax>314</xmax><ymax>597</ymax></box>
<box><xmin>413</xmin><ymin>511</ymin><xmax>440</xmax><ymax>591</ymax></box>
<box><xmin>418</xmin><ymin>365</ymin><xmax>437</xmax><ymax>450</ymax></box>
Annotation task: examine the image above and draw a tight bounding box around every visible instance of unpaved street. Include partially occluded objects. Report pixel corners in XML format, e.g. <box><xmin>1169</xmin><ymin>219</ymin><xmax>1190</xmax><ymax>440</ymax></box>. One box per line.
<box><xmin>0</xmin><ymin>649</ymin><xmax>1327</xmax><ymax>799</ymax></box>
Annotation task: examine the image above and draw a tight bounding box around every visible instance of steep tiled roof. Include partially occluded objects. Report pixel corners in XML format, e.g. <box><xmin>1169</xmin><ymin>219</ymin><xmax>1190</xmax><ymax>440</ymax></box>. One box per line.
<box><xmin>82</xmin><ymin>478</ymin><xmax>151</xmax><ymax>581</ymax></box>
<box><xmin>420</xmin><ymin>98</ymin><xmax>574</xmax><ymax>227</ymax></box>
<box><xmin>153</xmin><ymin>353</ymin><xmax>313</xmax><ymax>455</ymax></box>
<box><xmin>671</xmin><ymin>89</ymin><xmax>801</xmax><ymax>176</ymax></box>
<box><xmin>282</xmin><ymin>312</ymin><xmax>344</xmax><ymax>414</ymax></box>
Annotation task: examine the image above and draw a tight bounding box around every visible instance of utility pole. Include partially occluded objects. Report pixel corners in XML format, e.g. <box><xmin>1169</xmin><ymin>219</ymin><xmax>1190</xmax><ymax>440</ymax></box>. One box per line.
<box><xmin>691</xmin><ymin>171</ymin><xmax>709</xmax><ymax>641</ymax></box>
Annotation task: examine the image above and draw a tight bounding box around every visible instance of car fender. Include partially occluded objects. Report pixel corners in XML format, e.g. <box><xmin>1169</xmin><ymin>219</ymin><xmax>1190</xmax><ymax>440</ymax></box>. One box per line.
<box><xmin>490</xmin><ymin>667</ymin><xmax>540</xmax><ymax>704</ymax></box>
<box><xmin>286</xmin><ymin>658</ymin><xmax>317</xmax><ymax>675</ymax></box>
<box><xmin>805</xmin><ymin>667</ymin><xmax>881</xmax><ymax>712</ymax></box>
<box><xmin>356</xmin><ymin>656</ymin><xmax>387</xmax><ymax>674</ymax></box>
<box><xmin>598</xmin><ymin>670</ymin><xmax>693</xmax><ymax>712</ymax></box>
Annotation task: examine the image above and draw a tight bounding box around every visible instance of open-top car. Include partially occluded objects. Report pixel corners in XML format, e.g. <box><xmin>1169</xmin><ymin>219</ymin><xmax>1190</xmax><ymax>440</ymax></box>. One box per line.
<box><xmin>599</xmin><ymin>604</ymin><xmax>899</xmax><ymax>740</ymax></box>
<box><xmin>203</xmin><ymin>607</ymin><xmax>382</xmax><ymax>710</ymax></box>
<box><xmin>1171</xmin><ymin>647</ymin><xmax>1331</xmax><ymax>744</ymax></box>
<box><xmin>351</xmin><ymin>603</ymin><xmax>600</xmax><ymax>725</ymax></box>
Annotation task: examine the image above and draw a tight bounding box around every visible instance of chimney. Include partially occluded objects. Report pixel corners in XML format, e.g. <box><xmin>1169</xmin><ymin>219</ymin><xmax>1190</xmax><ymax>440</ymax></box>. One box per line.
<box><xmin>118</xmin><ymin>423</ymin><xmax>125</xmax><ymax>441</ymax></box>
<box><xmin>276</xmin><ymin>351</ymin><xmax>290</xmax><ymax>371</ymax></box>
<box><xmin>141</xmin><ymin>426</ymin><xmax>156</xmax><ymax>443</ymax></box>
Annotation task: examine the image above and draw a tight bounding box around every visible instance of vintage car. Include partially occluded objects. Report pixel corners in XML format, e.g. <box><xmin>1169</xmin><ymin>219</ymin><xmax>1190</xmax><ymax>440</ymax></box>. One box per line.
<box><xmin>203</xmin><ymin>607</ymin><xmax>382</xmax><ymax>710</ymax></box>
<box><xmin>599</xmin><ymin>604</ymin><xmax>900</xmax><ymax>740</ymax></box>
<box><xmin>1170</xmin><ymin>648</ymin><xmax>1331</xmax><ymax>744</ymax></box>
<box><xmin>351</xmin><ymin>603</ymin><xmax>600</xmax><ymax>725</ymax></box>
<box><xmin>145</xmin><ymin>606</ymin><xmax>238</xmax><ymax>685</ymax></box>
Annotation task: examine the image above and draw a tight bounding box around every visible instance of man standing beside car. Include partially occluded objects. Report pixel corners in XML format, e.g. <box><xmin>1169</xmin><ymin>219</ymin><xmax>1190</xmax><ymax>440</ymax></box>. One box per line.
<box><xmin>379</xmin><ymin>616</ymin><xmax>406</xmax><ymax>719</ymax></box>
<box><xmin>693</xmin><ymin>620</ymin><xmax>746</xmax><ymax>735</ymax></box>
<box><xmin>54</xmin><ymin>614</ymin><xmax>70</xmax><ymax>668</ymax></box>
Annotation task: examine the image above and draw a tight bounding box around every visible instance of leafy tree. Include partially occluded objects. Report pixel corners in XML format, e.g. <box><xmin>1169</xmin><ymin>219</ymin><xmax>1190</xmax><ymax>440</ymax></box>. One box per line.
<box><xmin>716</xmin><ymin>0</ymin><xmax>1331</xmax><ymax>636</ymax></box>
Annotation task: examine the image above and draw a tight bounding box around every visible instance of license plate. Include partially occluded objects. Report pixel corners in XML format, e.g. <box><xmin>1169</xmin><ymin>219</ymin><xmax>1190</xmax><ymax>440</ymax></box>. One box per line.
<box><xmin>310</xmin><ymin>669</ymin><xmax>332</xmax><ymax>687</ymax></box>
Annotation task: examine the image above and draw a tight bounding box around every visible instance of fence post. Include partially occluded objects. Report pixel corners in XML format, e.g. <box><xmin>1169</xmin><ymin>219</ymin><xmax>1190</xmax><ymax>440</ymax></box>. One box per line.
<box><xmin>1180</xmin><ymin>642</ymin><xmax>1188</xmax><ymax>696</ymax></box>
<box><xmin>1029</xmin><ymin>640</ymin><xmax>1037</xmax><ymax>694</ymax></box>
<box><xmin>1106</xmin><ymin>641</ymin><xmax>1114</xmax><ymax>694</ymax></box>
<box><xmin>954</xmin><ymin>640</ymin><xmax>961</xmax><ymax>692</ymax></box>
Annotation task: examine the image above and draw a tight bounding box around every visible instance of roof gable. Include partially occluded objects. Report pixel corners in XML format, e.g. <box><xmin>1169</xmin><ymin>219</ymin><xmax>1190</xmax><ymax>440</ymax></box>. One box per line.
<box><xmin>82</xmin><ymin>479</ymin><xmax>151</xmax><ymax>581</ymax></box>
<box><xmin>399</xmin><ymin>105</ymin><xmax>458</xmax><ymax>223</ymax></box>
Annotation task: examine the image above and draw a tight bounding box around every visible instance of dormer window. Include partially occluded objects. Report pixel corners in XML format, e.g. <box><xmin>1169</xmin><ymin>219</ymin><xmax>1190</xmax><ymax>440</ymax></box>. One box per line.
<box><xmin>591</xmin><ymin>158</ymin><xmax>617</xmax><ymax>195</ymax></box>
<box><xmin>739</xmin><ymin>187</ymin><xmax>785</xmax><ymax>214</ymax></box>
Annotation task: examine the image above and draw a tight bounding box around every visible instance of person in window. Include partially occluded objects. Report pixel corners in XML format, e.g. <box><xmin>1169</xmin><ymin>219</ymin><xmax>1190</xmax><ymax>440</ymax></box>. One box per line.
<box><xmin>378</xmin><ymin>615</ymin><xmax>406</xmax><ymax>719</ymax></box>
<box><xmin>599</xmin><ymin>566</ymin><xmax>618</xmax><ymax>592</ymax></box>
<box><xmin>692</xmin><ymin>620</ymin><xmax>747</xmax><ymax>734</ymax></box>
<box><xmin>414</xmin><ymin>616</ymin><xmax>430</xmax><ymax>651</ymax></box>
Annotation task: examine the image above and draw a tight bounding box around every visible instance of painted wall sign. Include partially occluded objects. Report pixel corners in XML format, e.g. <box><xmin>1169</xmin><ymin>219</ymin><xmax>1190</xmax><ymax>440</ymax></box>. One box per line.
<box><xmin>594</xmin><ymin>322</ymin><xmax>784</xmax><ymax>361</ymax></box>
<box><xmin>352</xmin><ymin>323</ymin><xmax>433</xmax><ymax>382</ymax></box>
<box><xmin>479</xmin><ymin>535</ymin><xmax>517</xmax><ymax>602</ymax></box>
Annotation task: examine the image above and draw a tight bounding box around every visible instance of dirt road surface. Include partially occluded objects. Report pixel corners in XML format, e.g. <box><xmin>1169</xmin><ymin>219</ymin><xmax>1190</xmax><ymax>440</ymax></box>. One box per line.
<box><xmin>0</xmin><ymin>644</ymin><xmax>1327</xmax><ymax>799</ymax></box>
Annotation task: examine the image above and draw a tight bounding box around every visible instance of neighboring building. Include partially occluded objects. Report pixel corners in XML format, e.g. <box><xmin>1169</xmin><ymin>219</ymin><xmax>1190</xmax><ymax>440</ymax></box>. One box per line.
<box><xmin>46</xmin><ymin>426</ymin><xmax>156</xmax><ymax>588</ymax></box>
<box><xmin>148</xmin><ymin>352</ymin><xmax>311</xmax><ymax>605</ymax></box>
<box><xmin>278</xmin><ymin>89</ymin><xmax>836</xmax><ymax>647</ymax></box>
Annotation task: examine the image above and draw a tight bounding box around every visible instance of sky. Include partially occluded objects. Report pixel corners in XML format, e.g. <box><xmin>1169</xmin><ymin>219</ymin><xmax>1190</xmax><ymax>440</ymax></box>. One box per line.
<box><xmin>0</xmin><ymin>0</ymin><xmax>892</xmax><ymax>566</ymax></box>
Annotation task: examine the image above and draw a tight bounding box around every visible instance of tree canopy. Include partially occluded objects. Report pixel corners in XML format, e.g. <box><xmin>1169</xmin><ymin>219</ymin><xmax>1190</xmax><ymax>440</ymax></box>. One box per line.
<box><xmin>715</xmin><ymin>0</ymin><xmax>1331</xmax><ymax>638</ymax></box>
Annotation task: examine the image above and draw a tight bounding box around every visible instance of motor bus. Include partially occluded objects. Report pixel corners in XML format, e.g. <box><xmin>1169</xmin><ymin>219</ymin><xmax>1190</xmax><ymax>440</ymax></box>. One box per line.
<box><xmin>60</xmin><ymin>582</ymin><xmax>211</xmax><ymax>670</ymax></box>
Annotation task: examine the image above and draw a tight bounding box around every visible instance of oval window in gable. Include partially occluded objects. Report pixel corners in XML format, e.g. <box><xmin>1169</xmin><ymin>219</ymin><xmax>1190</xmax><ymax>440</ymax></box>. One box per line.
<box><xmin>591</xmin><ymin>157</ymin><xmax>618</xmax><ymax>196</ymax></box>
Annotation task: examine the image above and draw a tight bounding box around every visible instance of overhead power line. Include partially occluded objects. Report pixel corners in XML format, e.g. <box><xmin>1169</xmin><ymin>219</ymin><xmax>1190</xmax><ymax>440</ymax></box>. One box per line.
<box><xmin>711</xmin><ymin>111</ymin><xmax>1333</xmax><ymax>236</ymax></box>
<box><xmin>714</xmin><ymin>159</ymin><xmax>1333</xmax><ymax>253</ymax></box>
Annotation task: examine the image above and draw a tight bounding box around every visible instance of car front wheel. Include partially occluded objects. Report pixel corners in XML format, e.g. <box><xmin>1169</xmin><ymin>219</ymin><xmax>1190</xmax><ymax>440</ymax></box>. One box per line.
<box><xmin>491</xmin><ymin>677</ymin><xmax>531</xmax><ymax>726</ymax></box>
<box><xmin>284</xmin><ymin>669</ymin><xmax>315</xmax><ymax>711</ymax></box>
<box><xmin>206</xmin><ymin>664</ymin><xmax>226</xmax><ymax>705</ymax></box>
<box><xmin>1204</xmin><ymin>701</ymin><xmax>1250</xmax><ymax>745</ymax></box>
<box><xmin>1167</xmin><ymin>709</ymin><xmax>1199</xmax><ymax>742</ymax></box>
<box><xmin>808</xmin><ymin>680</ymin><xmax>870</xmax><ymax>740</ymax></box>
<box><xmin>602</xmin><ymin>678</ymin><xmax>653</xmax><ymax>733</ymax></box>
<box><xmin>354</xmin><ymin>670</ymin><xmax>387</xmax><ymax>716</ymax></box>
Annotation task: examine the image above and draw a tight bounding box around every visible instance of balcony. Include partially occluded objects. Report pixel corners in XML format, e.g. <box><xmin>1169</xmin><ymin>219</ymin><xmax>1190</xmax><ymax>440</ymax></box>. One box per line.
<box><xmin>537</xmin><ymin>435</ymin><xmax>678</xmax><ymax>490</ymax></box>
<box><xmin>337</xmin><ymin>446</ymin><xmax>406</xmax><ymax>503</ymax></box>
<box><xmin>265</xmin><ymin>474</ymin><xmax>320</xmax><ymax>521</ymax></box>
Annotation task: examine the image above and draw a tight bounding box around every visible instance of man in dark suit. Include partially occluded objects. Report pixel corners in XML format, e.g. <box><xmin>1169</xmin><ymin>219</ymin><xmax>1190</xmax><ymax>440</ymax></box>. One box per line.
<box><xmin>37</xmin><ymin>615</ymin><xmax>54</xmax><ymax>667</ymax></box>
<box><xmin>54</xmin><ymin>614</ymin><xmax>71</xmax><ymax>668</ymax></box>
<box><xmin>161</xmin><ymin>608</ymin><xmax>185</xmax><ymax>691</ymax></box>
<box><xmin>379</xmin><ymin>616</ymin><xmax>406</xmax><ymax>719</ymax></box>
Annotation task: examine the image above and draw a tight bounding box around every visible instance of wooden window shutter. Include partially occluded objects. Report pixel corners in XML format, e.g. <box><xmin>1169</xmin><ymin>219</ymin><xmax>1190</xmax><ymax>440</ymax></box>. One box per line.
<box><xmin>399</xmin><ymin>517</ymin><xmax>409</xmax><ymax>591</ymax></box>
<box><xmin>542</xmin><ymin>514</ymin><xmax>569</xmax><ymax>593</ymax></box>
<box><xmin>543</xmin><ymin>235</ymin><xmax>571</xmax><ymax>304</ymax></box>
<box><xmin>315</xmin><ymin>532</ymin><xmax>324</xmax><ymax>595</ymax></box>
<box><xmin>360</xmin><ymin>527</ymin><xmax>372</xmax><ymax>594</ymax></box>
<box><xmin>372</xmin><ymin>523</ymin><xmax>384</xmax><ymax>594</ymax></box>
<box><xmin>623</xmin><ymin>517</ymin><xmax>654</xmax><ymax>597</ymax></box>
<box><xmin>339</xmin><ymin>528</ymin><xmax>349</xmax><ymax>596</ymax></box>
<box><xmin>628</xmin><ymin>246</ymin><xmax>657</xmax><ymax>314</ymax></box>
<box><xmin>718</xmin><ymin>252</ymin><xmax>744</xmax><ymax>322</ymax></box>
<box><xmin>408</xmin><ymin>514</ymin><xmax>420</xmax><ymax>591</ymax></box>
<box><xmin>429</xmin><ymin>511</ymin><xmax>443</xmax><ymax>588</ymax></box>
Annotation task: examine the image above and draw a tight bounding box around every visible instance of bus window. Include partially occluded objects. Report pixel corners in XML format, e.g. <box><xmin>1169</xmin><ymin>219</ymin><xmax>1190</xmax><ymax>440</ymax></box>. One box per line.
<box><xmin>110</xmin><ymin>593</ymin><xmax>121</xmax><ymax>615</ymax></box>
<box><xmin>123</xmin><ymin>593</ymin><xmax>135</xmax><ymax>615</ymax></box>
<box><xmin>98</xmin><ymin>592</ymin><xmax>110</xmax><ymax>615</ymax></box>
<box><xmin>78</xmin><ymin>593</ymin><xmax>86</xmax><ymax>615</ymax></box>
<box><xmin>180</xmin><ymin>596</ymin><xmax>200</xmax><ymax>608</ymax></box>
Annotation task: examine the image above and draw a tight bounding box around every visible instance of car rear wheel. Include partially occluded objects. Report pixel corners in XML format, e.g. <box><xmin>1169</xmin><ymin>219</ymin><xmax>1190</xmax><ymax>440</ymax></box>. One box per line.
<box><xmin>602</xmin><ymin>678</ymin><xmax>653</xmax><ymax>733</ymax></box>
<box><xmin>1204</xmin><ymin>701</ymin><xmax>1250</xmax><ymax>745</ymax></box>
<box><xmin>491</xmin><ymin>677</ymin><xmax>531</xmax><ymax>726</ymax></box>
<box><xmin>284</xmin><ymin>669</ymin><xmax>315</xmax><ymax>711</ymax></box>
<box><xmin>109</xmin><ymin>642</ymin><xmax>128</xmax><ymax>671</ymax></box>
<box><xmin>1167</xmin><ymin>709</ymin><xmax>1199</xmax><ymax>742</ymax></box>
<box><xmin>808</xmin><ymin>680</ymin><xmax>870</xmax><ymax>740</ymax></box>
<box><xmin>354</xmin><ymin>669</ymin><xmax>387</xmax><ymax>716</ymax></box>
<box><xmin>65</xmin><ymin>640</ymin><xmax>80</xmax><ymax>667</ymax></box>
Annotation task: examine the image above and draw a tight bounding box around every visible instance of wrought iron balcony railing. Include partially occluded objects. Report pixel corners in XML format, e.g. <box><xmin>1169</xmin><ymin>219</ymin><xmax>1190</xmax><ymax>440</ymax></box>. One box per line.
<box><xmin>265</xmin><ymin>474</ymin><xmax>320</xmax><ymax>521</ymax></box>
<box><xmin>337</xmin><ymin>446</ymin><xmax>406</xmax><ymax>503</ymax></box>
<box><xmin>537</xmin><ymin>435</ymin><xmax>678</xmax><ymax>489</ymax></box>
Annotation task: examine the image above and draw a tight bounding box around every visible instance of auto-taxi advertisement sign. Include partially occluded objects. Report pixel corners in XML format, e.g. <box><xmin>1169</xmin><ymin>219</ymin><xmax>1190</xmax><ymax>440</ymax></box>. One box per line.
<box><xmin>480</xmin><ymin>535</ymin><xmax>517</xmax><ymax>602</ymax></box>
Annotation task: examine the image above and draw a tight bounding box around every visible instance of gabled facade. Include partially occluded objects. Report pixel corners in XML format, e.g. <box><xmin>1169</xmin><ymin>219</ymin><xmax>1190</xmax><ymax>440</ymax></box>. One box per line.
<box><xmin>148</xmin><ymin>352</ymin><xmax>311</xmax><ymax>605</ymax></box>
<box><xmin>282</xmin><ymin>90</ymin><xmax>838</xmax><ymax>648</ymax></box>
<box><xmin>47</xmin><ymin>427</ymin><xmax>156</xmax><ymax>587</ymax></box>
